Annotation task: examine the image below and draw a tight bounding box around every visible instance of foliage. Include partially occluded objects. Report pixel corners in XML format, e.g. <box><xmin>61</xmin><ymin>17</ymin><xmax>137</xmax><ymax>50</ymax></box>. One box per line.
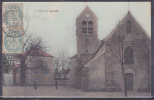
<box><xmin>54</xmin><ymin>52</ymin><xmax>71</xmax><ymax>79</ymax></box>
<box><xmin>15</xmin><ymin>34</ymin><xmax>49</xmax><ymax>85</ymax></box>
<box><xmin>2</xmin><ymin>53</ymin><xmax>9</xmax><ymax>73</ymax></box>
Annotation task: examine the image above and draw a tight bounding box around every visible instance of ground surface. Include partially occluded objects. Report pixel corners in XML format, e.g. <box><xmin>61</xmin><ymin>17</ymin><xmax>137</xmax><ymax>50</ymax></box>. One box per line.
<box><xmin>2</xmin><ymin>86</ymin><xmax>150</xmax><ymax>98</ymax></box>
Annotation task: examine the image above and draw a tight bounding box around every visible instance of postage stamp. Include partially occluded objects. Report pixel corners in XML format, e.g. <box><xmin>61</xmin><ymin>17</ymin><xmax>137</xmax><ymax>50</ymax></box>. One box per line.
<box><xmin>2</xmin><ymin>3</ymin><xmax>24</xmax><ymax>53</ymax></box>
<box><xmin>2</xmin><ymin>2</ymin><xmax>151</xmax><ymax>98</ymax></box>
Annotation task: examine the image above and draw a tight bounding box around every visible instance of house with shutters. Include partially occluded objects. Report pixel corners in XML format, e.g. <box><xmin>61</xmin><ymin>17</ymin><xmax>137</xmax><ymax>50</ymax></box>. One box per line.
<box><xmin>69</xmin><ymin>6</ymin><xmax>150</xmax><ymax>92</ymax></box>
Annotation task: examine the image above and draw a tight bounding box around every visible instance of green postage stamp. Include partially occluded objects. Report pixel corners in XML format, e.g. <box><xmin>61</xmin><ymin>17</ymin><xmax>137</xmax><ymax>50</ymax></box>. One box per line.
<box><xmin>2</xmin><ymin>3</ymin><xmax>24</xmax><ymax>53</ymax></box>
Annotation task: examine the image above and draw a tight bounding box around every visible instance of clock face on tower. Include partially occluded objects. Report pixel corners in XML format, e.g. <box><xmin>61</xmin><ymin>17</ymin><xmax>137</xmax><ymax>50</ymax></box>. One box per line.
<box><xmin>85</xmin><ymin>13</ymin><xmax>90</xmax><ymax>17</ymax></box>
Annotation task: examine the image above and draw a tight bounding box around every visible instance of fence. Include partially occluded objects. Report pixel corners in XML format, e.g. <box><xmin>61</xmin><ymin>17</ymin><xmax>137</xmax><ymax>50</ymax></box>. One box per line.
<box><xmin>15</xmin><ymin>72</ymin><xmax>70</xmax><ymax>86</ymax></box>
<box><xmin>56</xmin><ymin>80</ymin><xmax>69</xmax><ymax>86</ymax></box>
<box><xmin>16</xmin><ymin>73</ymin><xmax>55</xmax><ymax>85</ymax></box>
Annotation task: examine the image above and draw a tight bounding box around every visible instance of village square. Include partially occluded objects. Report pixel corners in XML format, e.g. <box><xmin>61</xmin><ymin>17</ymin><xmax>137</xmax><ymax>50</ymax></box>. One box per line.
<box><xmin>2</xmin><ymin>2</ymin><xmax>151</xmax><ymax>97</ymax></box>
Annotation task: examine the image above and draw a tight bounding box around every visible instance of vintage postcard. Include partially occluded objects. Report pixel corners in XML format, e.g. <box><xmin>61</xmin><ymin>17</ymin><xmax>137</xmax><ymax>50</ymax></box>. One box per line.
<box><xmin>2</xmin><ymin>2</ymin><xmax>151</xmax><ymax>98</ymax></box>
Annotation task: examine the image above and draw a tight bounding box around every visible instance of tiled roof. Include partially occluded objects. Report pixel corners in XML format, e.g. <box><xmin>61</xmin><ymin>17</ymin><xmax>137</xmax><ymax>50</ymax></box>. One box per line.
<box><xmin>15</xmin><ymin>64</ymin><xmax>20</xmax><ymax>68</ymax></box>
<box><xmin>24</xmin><ymin>49</ymin><xmax>53</xmax><ymax>57</ymax></box>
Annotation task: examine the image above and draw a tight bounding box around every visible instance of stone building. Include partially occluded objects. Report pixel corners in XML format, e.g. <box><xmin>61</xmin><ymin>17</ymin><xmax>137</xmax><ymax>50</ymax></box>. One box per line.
<box><xmin>70</xmin><ymin>6</ymin><xmax>151</xmax><ymax>92</ymax></box>
<box><xmin>14</xmin><ymin>49</ymin><xmax>55</xmax><ymax>85</ymax></box>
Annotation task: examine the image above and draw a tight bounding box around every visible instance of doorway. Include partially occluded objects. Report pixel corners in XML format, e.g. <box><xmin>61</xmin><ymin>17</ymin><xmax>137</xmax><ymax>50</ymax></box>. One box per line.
<box><xmin>125</xmin><ymin>73</ymin><xmax>133</xmax><ymax>91</ymax></box>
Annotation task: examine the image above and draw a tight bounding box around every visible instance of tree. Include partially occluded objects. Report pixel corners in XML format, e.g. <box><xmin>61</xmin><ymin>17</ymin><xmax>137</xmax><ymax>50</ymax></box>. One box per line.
<box><xmin>54</xmin><ymin>54</ymin><xmax>61</xmax><ymax>78</ymax></box>
<box><xmin>2</xmin><ymin>53</ymin><xmax>9</xmax><ymax>73</ymax></box>
<box><xmin>31</xmin><ymin>57</ymin><xmax>49</xmax><ymax>73</ymax></box>
<box><xmin>16</xmin><ymin>35</ymin><xmax>48</xmax><ymax>85</ymax></box>
<box><xmin>54</xmin><ymin>51</ymin><xmax>70</xmax><ymax>79</ymax></box>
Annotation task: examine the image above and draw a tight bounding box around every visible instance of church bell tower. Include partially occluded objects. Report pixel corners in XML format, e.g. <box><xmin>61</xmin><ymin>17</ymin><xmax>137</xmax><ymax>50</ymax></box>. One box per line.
<box><xmin>76</xmin><ymin>6</ymin><xmax>100</xmax><ymax>58</ymax></box>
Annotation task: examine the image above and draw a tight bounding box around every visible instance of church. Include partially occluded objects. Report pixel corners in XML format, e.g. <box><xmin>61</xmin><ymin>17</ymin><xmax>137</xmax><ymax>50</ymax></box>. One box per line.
<box><xmin>69</xmin><ymin>6</ymin><xmax>151</xmax><ymax>92</ymax></box>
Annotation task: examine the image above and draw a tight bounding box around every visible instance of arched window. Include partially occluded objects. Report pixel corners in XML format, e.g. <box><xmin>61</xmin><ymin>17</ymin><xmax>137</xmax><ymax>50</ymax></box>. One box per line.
<box><xmin>82</xmin><ymin>21</ymin><xmax>87</xmax><ymax>33</ymax></box>
<box><xmin>126</xmin><ymin>21</ymin><xmax>131</xmax><ymax>33</ymax></box>
<box><xmin>88</xmin><ymin>21</ymin><xmax>93</xmax><ymax>27</ymax></box>
<box><xmin>82</xmin><ymin>21</ymin><xmax>87</xmax><ymax>27</ymax></box>
<box><xmin>124</xmin><ymin>47</ymin><xmax>134</xmax><ymax>64</ymax></box>
<box><xmin>88</xmin><ymin>21</ymin><xmax>93</xmax><ymax>33</ymax></box>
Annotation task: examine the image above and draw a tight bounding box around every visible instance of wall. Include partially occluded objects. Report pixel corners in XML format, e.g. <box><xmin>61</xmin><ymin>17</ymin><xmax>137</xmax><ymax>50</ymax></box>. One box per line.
<box><xmin>76</xmin><ymin>7</ymin><xmax>100</xmax><ymax>57</ymax></box>
<box><xmin>82</xmin><ymin>51</ymin><xmax>106</xmax><ymax>91</ymax></box>
<box><xmin>4</xmin><ymin>73</ymin><xmax>13</xmax><ymax>86</ymax></box>
<box><xmin>81</xmin><ymin>67</ymin><xmax>89</xmax><ymax>91</ymax></box>
<box><xmin>16</xmin><ymin>73</ymin><xmax>55</xmax><ymax>85</ymax></box>
<box><xmin>15</xmin><ymin>56</ymin><xmax>55</xmax><ymax>85</ymax></box>
<box><xmin>27</xmin><ymin>56</ymin><xmax>54</xmax><ymax>75</ymax></box>
<box><xmin>69</xmin><ymin>56</ymin><xmax>78</xmax><ymax>87</ymax></box>
<box><xmin>56</xmin><ymin>80</ymin><xmax>69</xmax><ymax>86</ymax></box>
<box><xmin>80</xmin><ymin>54</ymin><xmax>94</xmax><ymax>65</ymax></box>
<box><xmin>104</xmin><ymin>12</ymin><xmax>151</xmax><ymax>92</ymax></box>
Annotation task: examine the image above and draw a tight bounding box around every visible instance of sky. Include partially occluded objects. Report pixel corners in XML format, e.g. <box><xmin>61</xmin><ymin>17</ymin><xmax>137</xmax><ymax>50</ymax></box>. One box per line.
<box><xmin>4</xmin><ymin>2</ymin><xmax>151</xmax><ymax>57</ymax></box>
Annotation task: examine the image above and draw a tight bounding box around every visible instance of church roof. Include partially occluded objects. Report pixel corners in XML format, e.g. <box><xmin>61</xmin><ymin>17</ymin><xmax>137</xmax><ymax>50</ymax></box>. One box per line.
<box><xmin>94</xmin><ymin>39</ymin><xmax>105</xmax><ymax>56</ymax></box>
<box><xmin>15</xmin><ymin>64</ymin><xmax>20</xmax><ymax>68</ymax></box>
<box><xmin>104</xmin><ymin>11</ymin><xmax>150</xmax><ymax>41</ymax></box>
<box><xmin>70</xmin><ymin>54</ymin><xmax>77</xmax><ymax>59</ymax></box>
<box><xmin>24</xmin><ymin>49</ymin><xmax>53</xmax><ymax>57</ymax></box>
<box><xmin>76</xmin><ymin>6</ymin><xmax>98</xmax><ymax>20</ymax></box>
<box><xmin>93</xmin><ymin>11</ymin><xmax>150</xmax><ymax>57</ymax></box>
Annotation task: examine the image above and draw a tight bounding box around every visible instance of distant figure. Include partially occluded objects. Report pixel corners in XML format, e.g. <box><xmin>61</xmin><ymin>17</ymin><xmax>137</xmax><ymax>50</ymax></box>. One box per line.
<box><xmin>34</xmin><ymin>81</ymin><xmax>37</xmax><ymax>90</ymax></box>
<box><xmin>55</xmin><ymin>81</ymin><xmax>58</xmax><ymax>90</ymax></box>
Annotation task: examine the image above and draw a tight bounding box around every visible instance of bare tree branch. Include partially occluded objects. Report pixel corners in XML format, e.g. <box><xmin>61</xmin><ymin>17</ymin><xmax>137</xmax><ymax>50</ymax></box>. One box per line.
<box><xmin>109</xmin><ymin>48</ymin><xmax>122</xmax><ymax>63</ymax></box>
<box><xmin>15</xmin><ymin>34</ymin><xmax>49</xmax><ymax>85</ymax></box>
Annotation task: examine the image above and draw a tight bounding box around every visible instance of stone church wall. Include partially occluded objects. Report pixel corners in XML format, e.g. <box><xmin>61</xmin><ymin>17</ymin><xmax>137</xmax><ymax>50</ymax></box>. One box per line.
<box><xmin>105</xmin><ymin>34</ymin><xmax>150</xmax><ymax>92</ymax></box>
<box><xmin>77</xmin><ymin>35</ymin><xmax>100</xmax><ymax>58</ymax></box>
<box><xmin>69</xmin><ymin>56</ymin><xmax>78</xmax><ymax>87</ymax></box>
<box><xmin>82</xmin><ymin>52</ymin><xmax>106</xmax><ymax>91</ymax></box>
<box><xmin>81</xmin><ymin>67</ymin><xmax>89</xmax><ymax>91</ymax></box>
<box><xmin>104</xmin><ymin>14</ymin><xmax>151</xmax><ymax>92</ymax></box>
<box><xmin>80</xmin><ymin>54</ymin><xmax>94</xmax><ymax>65</ymax></box>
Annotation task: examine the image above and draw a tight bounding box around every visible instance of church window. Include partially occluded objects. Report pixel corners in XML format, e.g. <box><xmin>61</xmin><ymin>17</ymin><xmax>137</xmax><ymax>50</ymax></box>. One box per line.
<box><xmin>124</xmin><ymin>47</ymin><xmax>134</xmax><ymax>64</ymax></box>
<box><xmin>88</xmin><ymin>21</ymin><xmax>93</xmax><ymax>33</ymax></box>
<box><xmin>126</xmin><ymin>21</ymin><xmax>132</xmax><ymax>33</ymax></box>
<box><xmin>82</xmin><ymin>21</ymin><xmax>87</xmax><ymax>33</ymax></box>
